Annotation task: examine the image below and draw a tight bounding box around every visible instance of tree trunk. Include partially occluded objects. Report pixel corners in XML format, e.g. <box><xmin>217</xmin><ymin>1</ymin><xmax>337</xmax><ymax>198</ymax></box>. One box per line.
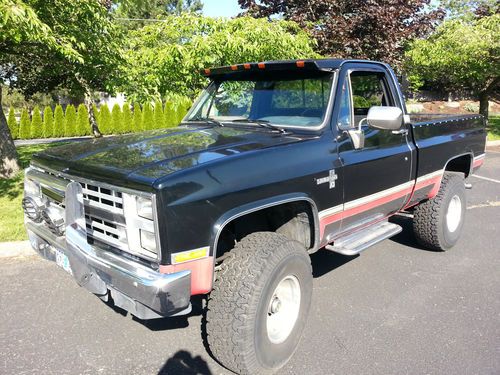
<box><xmin>84</xmin><ymin>91</ymin><xmax>102</xmax><ymax>138</ymax></box>
<box><xmin>478</xmin><ymin>91</ymin><xmax>489</xmax><ymax>121</ymax></box>
<box><xmin>0</xmin><ymin>88</ymin><xmax>20</xmax><ymax>179</ymax></box>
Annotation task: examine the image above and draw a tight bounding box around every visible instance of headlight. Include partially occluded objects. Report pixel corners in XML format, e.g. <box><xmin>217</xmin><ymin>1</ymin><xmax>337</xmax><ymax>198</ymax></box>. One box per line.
<box><xmin>136</xmin><ymin>196</ymin><xmax>153</xmax><ymax>220</ymax></box>
<box><xmin>140</xmin><ymin>229</ymin><xmax>157</xmax><ymax>253</ymax></box>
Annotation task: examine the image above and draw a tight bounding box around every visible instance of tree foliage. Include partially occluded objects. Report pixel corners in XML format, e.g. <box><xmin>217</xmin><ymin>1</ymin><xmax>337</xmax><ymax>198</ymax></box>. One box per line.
<box><xmin>142</xmin><ymin>102</ymin><xmax>154</xmax><ymax>130</ymax></box>
<box><xmin>76</xmin><ymin>104</ymin><xmax>90</xmax><ymax>136</ymax></box>
<box><xmin>133</xmin><ymin>103</ymin><xmax>142</xmax><ymax>131</ymax></box>
<box><xmin>405</xmin><ymin>14</ymin><xmax>499</xmax><ymax>117</ymax></box>
<box><xmin>111</xmin><ymin>103</ymin><xmax>123</xmax><ymax>133</ymax></box>
<box><xmin>53</xmin><ymin>104</ymin><xmax>64</xmax><ymax>137</ymax></box>
<box><xmin>98</xmin><ymin>104</ymin><xmax>112</xmax><ymax>134</ymax></box>
<box><xmin>30</xmin><ymin>105</ymin><xmax>42</xmax><ymax>138</ymax></box>
<box><xmin>116</xmin><ymin>15</ymin><xmax>318</xmax><ymax>101</ymax></box>
<box><xmin>440</xmin><ymin>0</ymin><xmax>499</xmax><ymax>18</ymax></box>
<box><xmin>64</xmin><ymin>105</ymin><xmax>77</xmax><ymax>137</ymax></box>
<box><xmin>7</xmin><ymin>106</ymin><xmax>18</xmax><ymax>139</ymax></box>
<box><xmin>18</xmin><ymin>108</ymin><xmax>30</xmax><ymax>139</ymax></box>
<box><xmin>43</xmin><ymin>106</ymin><xmax>54</xmax><ymax>138</ymax></box>
<box><xmin>239</xmin><ymin>0</ymin><xmax>444</xmax><ymax>69</ymax></box>
<box><xmin>122</xmin><ymin>103</ymin><xmax>133</xmax><ymax>133</ymax></box>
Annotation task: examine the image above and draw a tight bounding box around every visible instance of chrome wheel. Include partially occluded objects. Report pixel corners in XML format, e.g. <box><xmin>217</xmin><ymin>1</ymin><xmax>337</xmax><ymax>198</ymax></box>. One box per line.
<box><xmin>446</xmin><ymin>195</ymin><xmax>462</xmax><ymax>233</ymax></box>
<box><xmin>266</xmin><ymin>275</ymin><xmax>301</xmax><ymax>344</ymax></box>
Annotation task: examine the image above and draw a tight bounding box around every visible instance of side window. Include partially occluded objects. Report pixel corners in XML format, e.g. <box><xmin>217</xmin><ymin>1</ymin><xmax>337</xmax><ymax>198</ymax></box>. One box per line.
<box><xmin>350</xmin><ymin>72</ymin><xmax>393</xmax><ymax>117</ymax></box>
<box><xmin>337</xmin><ymin>78</ymin><xmax>352</xmax><ymax>129</ymax></box>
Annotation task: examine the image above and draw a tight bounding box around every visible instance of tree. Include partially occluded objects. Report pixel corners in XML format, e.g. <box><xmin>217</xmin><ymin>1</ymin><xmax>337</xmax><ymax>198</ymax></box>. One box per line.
<box><xmin>164</xmin><ymin>101</ymin><xmax>176</xmax><ymax>127</ymax></box>
<box><xmin>64</xmin><ymin>105</ymin><xmax>77</xmax><ymax>137</ymax></box>
<box><xmin>122</xmin><ymin>103</ymin><xmax>133</xmax><ymax>133</ymax></box>
<box><xmin>405</xmin><ymin>14</ymin><xmax>499</xmax><ymax>118</ymax></box>
<box><xmin>142</xmin><ymin>102</ymin><xmax>154</xmax><ymax>130</ymax></box>
<box><xmin>7</xmin><ymin>106</ymin><xmax>18</xmax><ymax>140</ymax></box>
<box><xmin>53</xmin><ymin>104</ymin><xmax>64</xmax><ymax>137</ymax></box>
<box><xmin>1</xmin><ymin>0</ymin><xmax>122</xmax><ymax>141</ymax></box>
<box><xmin>441</xmin><ymin>0</ymin><xmax>499</xmax><ymax>18</ymax></box>
<box><xmin>30</xmin><ymin>105</ymin><xmax>43</xmax><ymax>138</ymax></box>
<box><xmin>18</xmin><ymin>108</ymin><xmax>30</xmax><ymax>139</ymax></box>
<box><xmin>133</xmin><ymin>103</ymin><xmax>143</xmax><ymax>131</ymax></box>
<box><xmin>239</xmin><ymin>0</ymin><xmax>445</xmax><ymax>69</ymax></box>
<box><xmin>111</xmin><ymin>103</ymin><xmax>123</xmax><ymax>133</ymax></box>
<box><xmin>116</xmin><ymin>15</ymin><xmax>318</xmax><ymax>101</ymax></box>
<box><xmin>76</xmin><ymin>104</ymin><xmax>90</xmax><ymax>136</ymax></box>
<box><xmin>42</xmin><ymin>106</ymin><xmax>54</xmax><ymax>138</ymax></box>
<box><xmin>153</xmin><ymin>100</ymin><xmax>164</xmax><ymax>129</ymax></box>
<box><xmin>98</xmin><ymin>104</ymin><xmax>112</xmax><ymax>134</ymax></box>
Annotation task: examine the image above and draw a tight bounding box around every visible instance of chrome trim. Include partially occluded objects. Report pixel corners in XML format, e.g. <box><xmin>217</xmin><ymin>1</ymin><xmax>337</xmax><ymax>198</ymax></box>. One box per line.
<box><xmin>26</xmin><ymin>205</ymin><xmax>191</xmax><ymax>319</ymax></box>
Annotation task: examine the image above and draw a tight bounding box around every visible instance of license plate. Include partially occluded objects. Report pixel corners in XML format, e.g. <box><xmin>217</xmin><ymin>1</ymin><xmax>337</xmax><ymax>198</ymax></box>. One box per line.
<box><xmin>55</xmin><ymin>248</ymin><xmax>72</xmax><ymax>275</ymax></box>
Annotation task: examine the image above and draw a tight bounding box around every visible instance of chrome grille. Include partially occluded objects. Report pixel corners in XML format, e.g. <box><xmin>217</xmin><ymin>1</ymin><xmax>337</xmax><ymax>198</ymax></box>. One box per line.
<box><xmin>25</xmin><ymin>167</ymin><xmax>159</xmax><ymax>261</ymax></box>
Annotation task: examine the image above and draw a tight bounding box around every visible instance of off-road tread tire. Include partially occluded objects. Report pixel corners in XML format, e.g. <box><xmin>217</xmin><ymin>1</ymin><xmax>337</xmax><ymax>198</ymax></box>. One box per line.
<box><xmin>206</xmin><ymin>232</ymin><xmax>312</xmax><ymax>375</ymax></box>
<box><xmin>413</xmin><ymin>172</ymin><xmax>465</xmax><ymax>251</ymax></box>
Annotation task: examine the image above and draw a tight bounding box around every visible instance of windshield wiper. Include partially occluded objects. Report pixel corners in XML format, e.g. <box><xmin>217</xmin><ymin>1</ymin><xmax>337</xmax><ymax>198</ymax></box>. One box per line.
<box><xmin>188</xmin><ymin>117</ymin><xmax>224</xmax><ymax>127</ymax></box>
<box><xmin>231</xmin><ymin>119</ymin><xmax>287</xmax><ymax>134</ymax></box>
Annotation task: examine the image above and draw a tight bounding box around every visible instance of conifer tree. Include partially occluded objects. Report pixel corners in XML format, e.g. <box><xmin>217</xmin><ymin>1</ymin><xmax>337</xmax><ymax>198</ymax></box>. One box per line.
<box><xmin>153</xmin><ymin>100</ymin><xmax>164</xmax><ymax>129</ymax></box>
<box><xmin>42</xmin><ymin>106</ymin><xmax>54</xmax><ymax>138</ymax></box>
<box><xmin>164</xmin><ymin>101</ymin><xmax>175</xmax><ymax>127</ymax></box>
<box><xmin>64</xmin><ymin>105</ymin><xmax>77</xmax><ymax>137</ymax></box>
<box><xmin>133</xmin><ymin>103</ymin><xmax>142</xmax><ymax>132</ymax></box>
<box><xmin>7</xmin><ymin>106</ymin><xmax>19</xmax><ymax>139</ymax></box>
<box><xmin>53</xmin><ymin>105</ymin><xmax>64</xmax><ymax>137</ymax></box>
<box><xmin>111</xmin><ymin>103</ymin><xmax>123</xmax><ymax>134</ymax></box>
<box><xmin>30</xmin><ymin>106</ymin><xmax>43</xmax><ymax>139</ymax></box>
<box><xmin>19</xmin><ymin>108</ymin><xmax>31</xmax><ymax>139</ymax></box>
<box><xmin>98</xmin><ymin>104</ymin><xmax>111</xmax><ymax>134</ymax></box>
<box><xmin>142</xmin><ymin>102</ymin><xmax>154</xmax><ymax>131</ymax></box>
<box><xmin>76</xmin><ymin>104</ymin><xmax>90</xmax><ymax>136</ymax></box>
<box><xmin>122</xmin><ymin>103</ymin><xmax>133</xmax><ymax>133</ymax></box>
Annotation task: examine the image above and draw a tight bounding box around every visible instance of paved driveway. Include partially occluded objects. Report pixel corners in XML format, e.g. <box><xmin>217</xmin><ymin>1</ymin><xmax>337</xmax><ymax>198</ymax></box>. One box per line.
<box><xmin>1</xmin><ymin>150</ymin><xmax>499</xmax><ymax>375</ymax></box>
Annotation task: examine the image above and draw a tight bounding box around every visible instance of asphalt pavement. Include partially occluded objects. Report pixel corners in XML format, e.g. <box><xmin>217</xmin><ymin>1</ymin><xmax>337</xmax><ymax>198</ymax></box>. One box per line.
<box><xmin>1</xmin><ymin>149</ymin><xmax>499</xmax><ymax>375</ymax></box>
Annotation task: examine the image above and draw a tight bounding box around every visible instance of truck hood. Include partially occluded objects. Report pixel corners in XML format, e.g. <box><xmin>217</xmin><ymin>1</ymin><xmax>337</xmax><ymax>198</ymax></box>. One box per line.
<box><xmin>32</xmin><ymin>126</ymin><xmax>311</xmax><ymax>189</ymax></box>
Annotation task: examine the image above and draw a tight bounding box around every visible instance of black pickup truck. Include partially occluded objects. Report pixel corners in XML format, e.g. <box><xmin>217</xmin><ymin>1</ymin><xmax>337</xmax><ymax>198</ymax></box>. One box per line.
<box><xmin>23</xmin><ymin>59</ymin><xmax>485</xmax><ymax>374</ymax></box>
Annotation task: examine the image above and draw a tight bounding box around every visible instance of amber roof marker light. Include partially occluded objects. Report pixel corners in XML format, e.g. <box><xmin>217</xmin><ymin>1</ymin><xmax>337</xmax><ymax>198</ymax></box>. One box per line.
<box><xmin>230</xmin><ymin>65</ymin><xmax>238</xmax><ymax>71</ymax></box>
<box><xmin>243</xmin><ymin>63</ymin><xmax>251</xmax><ymax>70</ymax></box>
<box><xmin>203</xmin><ymin>68</ymin><xmax>211</xmax><ymax>75</ymax></box>
<box><xmin>258</xmin><ymin>62</ymin><xmax>265</xmax><ymax>69</ymax></box>
<box><xmin>296</xmin><ymin>60</ymin><xmax>305</xmax><ymax>68</ymax></box>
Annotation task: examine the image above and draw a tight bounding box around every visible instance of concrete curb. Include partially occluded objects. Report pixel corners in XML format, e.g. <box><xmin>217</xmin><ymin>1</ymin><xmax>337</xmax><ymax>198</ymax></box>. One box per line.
<box><xmin>0</xmin><ymin>241</ymin><xmax>35</xmax><ymax>258</ymax></box>
<box><xmin>486</xmin><ymin>140</ymin><xmax>500</xmax><ymax>147</ymax></box>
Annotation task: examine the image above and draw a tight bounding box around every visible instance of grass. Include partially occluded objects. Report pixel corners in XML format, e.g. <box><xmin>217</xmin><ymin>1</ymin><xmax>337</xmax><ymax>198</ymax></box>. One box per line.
<box><xmin>0</xmin><ymin>143</ymin><xmax>59</xmax><ymax>242</ymax></box>
<box><xmin>487</xmin><ymin>115</ymin><xmax>500</xmax><ymax>141</ymax></box>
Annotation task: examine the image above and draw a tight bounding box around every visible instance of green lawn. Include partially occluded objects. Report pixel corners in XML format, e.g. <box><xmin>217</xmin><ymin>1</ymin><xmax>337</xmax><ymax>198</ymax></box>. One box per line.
<box><xmin>487</xmin><ymin>115</ymin><xmax>500</xmax><ymax>141</ymax></box>
<box><xmin>0</xmin><ymin>143</ymin><xmax>58</xmax><ymax>242</ymax></box>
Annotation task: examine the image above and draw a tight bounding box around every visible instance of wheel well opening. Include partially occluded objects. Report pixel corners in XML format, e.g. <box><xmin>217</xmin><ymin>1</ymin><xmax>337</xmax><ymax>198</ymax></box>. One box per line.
<box><xmin>215</xmin><ymin>201</ymin><xmax>316</xmax><ymax>261</ymax></box>
<box><xmin>445</xmin><ymin>154</ymin><xmax>472</xmax><ymax>177</ymax></box>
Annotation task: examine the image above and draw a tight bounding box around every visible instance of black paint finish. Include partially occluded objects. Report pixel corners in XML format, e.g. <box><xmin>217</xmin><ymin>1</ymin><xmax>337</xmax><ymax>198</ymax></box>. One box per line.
<box><xmin>30</xmin><ymin>59</ymin><xmax>486</xmax><ymax>266</ymax></box>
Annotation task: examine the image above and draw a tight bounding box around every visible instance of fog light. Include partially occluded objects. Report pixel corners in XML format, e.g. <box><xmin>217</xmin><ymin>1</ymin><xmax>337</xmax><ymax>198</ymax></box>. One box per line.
<box><xmin>22</xmin><ymin>196</ymin><xmax>44</xmax><ymax>222</ymax></box>
<box><xmin>140</xmin><ymin>229</ymin><xmax>157</xmax><ymax>253</ymax></box>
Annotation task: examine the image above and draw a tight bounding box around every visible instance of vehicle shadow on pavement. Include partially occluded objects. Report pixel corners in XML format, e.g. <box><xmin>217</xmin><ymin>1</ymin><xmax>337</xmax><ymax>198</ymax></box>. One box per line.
<box><xmin>389</xmin><ymin>215</ymin><xmax>437</xmax><ymax>252</ymax></box>
<box><xmin>158</xmin><ymin>349</ymin><xmax>212</xmax><ymax>375</ymax></box>
<box><xmin>310</xmin><ymin>249</ymin><xmax>357</xmax><ymax>278</ymax></box>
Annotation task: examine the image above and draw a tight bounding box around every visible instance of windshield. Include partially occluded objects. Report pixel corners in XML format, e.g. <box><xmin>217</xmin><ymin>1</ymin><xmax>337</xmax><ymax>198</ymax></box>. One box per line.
<box><xmin>185</xmin><ymin>73</ymin><xmax>334</xmax><ymax>128</ymax></box>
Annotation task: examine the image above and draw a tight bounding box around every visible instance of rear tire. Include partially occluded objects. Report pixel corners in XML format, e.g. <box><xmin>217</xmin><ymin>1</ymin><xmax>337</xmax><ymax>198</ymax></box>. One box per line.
<box><xmin>206</xmin><ymin>232</ymin><xmax>312</xmax><ymax>375</ymax></box>
<box><xmin>413</xmin><ymin>172</ymin><xmax>466</xmax><ymax>251</ymax></box>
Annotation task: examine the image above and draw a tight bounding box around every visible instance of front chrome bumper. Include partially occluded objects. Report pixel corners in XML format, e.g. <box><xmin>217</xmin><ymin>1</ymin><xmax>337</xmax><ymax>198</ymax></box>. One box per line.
<box><xmin>25</xmin><ymin>182</ymin><xmax>192</xmax><ymax>320</ymax></box>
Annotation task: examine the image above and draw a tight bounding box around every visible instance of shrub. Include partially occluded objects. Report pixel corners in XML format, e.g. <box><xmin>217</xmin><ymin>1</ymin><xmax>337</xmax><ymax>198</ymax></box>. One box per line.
<box><xmin>98</xmin><ymin>104</ymin><xmax>111</xmax><ymax>134</ymax></box>
<box><xmin>133</xmin><ymin>103</ymin><xmax>142</xmax><ymax>131</ymax></box>
<box><xmin>142</xmin><ymin>102</ymin><xmax>154</xmax><ymax>130</ymax></box>
<box><xmin>53</xmin><ymin>105</ymin><xmax>64</xmax><ymax>137</ymax></box>
<box><xmin>43</xmin><ymin>106</ymin><xmax>54</xmax><ymax>138</ymax></box>
<box><xmin>31</xmin><ymin>106</ymin><xmax>43</xmax><ymax>139</ymax></box>
<box><xmin>19</xmin><ymin>108</ymin><xmax>31</xmax><ymax>139</ymax></box>
<box><xmin>64</xmin><ymin>105</ymin><xmax>77</xmax><ymax>137</ymax></box>
<box><xmin>122</xmin><ymin>103</ymin><xmax>133</xmax><ymax>133</ymax></box>
<box><xmin>154</xmin><ymin>100</ymin><xmax>164</xmax><ymax>129</ymax></box>
<box><xmin>76</xmin><ymin>104</ymin><xmax>90</xmax><ymax>135</ymax></box>
<box><xmin>164</xmin><ymin>101</ymin><xmax>176</xmax><ymax>127</ymax></box>
<box><xmin>7</xmin><ymin>106</ymin><xmax>18</xmax><ymax>139</ymax></box>
<box><xmin>464</xmin><ymin>102</ymin><xmax>479</xmax><ymax>113</ymax></box>
<box><xmin>111</xmin><ymin>103</ymin><xmax>123</xmax><ymax>133</ymax></box>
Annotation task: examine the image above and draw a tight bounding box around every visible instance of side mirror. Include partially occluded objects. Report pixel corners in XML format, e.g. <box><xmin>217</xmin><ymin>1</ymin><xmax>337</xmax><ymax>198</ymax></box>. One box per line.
<box><xmin>366</xmin><ymin>106</ymin><xmax>403</xmax><ymax>131</ymax></box>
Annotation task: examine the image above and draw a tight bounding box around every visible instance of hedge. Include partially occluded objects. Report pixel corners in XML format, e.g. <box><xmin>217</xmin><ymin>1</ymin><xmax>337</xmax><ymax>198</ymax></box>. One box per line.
<box><xmin>4</xmin><ymin>97</ymin><xmax>192</xmax><ymax>140</ymax></box>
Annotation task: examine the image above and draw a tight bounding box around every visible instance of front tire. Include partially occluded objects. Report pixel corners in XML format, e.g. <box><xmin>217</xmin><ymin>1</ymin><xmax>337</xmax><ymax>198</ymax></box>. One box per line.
<box><xmin>413</xmin><ymin>172</ymin><xmax>466</xmax><ymax>251</ymax></box>
<box><xmin>206</xmin><ymin>232</ymin><xmax>312</xmax><ymax>375</ymax></box>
